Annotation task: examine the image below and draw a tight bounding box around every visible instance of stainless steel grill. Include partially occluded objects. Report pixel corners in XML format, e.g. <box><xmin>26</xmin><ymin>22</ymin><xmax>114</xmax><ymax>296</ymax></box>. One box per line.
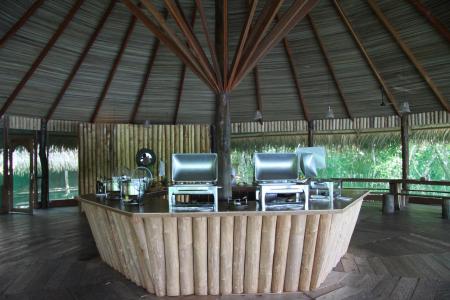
<box><xmin>254</xmin><ymin>153</ymin><xmax>309</xmax><ymax>211</ymax></box>
<box><xmin>168</xmin><ymin>153</ymin><xmax>219</xmax><ymax>212</ymax></box>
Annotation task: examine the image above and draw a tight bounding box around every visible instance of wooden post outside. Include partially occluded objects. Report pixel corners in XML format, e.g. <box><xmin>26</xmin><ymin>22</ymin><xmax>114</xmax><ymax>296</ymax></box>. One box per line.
<box><xmin>1</xmin><ymin>116</ymin><xmax>9</xmax><ymax>213</ymax></box>
<box><xmin>39</xmin><ymin>118</ymin><xmax>49</xmax><ymax>208</ymax></box>
<box><xmin>401</xmin><ymin>114</ymin><xmax>409</xmax><ymax>207</ymax></box>
<box><xmin>215</xmin><ymin>92</ymin><xmax>232</xmax><ymax>200</ymax></box>
<box><xmin>308</xmin><ymin>120</ymin><xmax>314</xmax><ymax>147</ymax></box>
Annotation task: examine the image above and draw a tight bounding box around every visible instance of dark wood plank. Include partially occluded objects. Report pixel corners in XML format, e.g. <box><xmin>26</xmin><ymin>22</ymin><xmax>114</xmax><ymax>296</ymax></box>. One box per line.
<box><xmin>90</xmin><ymin>12</ymin><xmax>137</xmax><ymax>123</ymax></box>
<box><xmin>0</xmin><ymin>0</ymin><xmax>45</xmax><ymax>47</ymax></box>
<box><xmin>332</xmin><ymin>0</ymin><xmax>401</xmax><ymax>116</ymax></box>
<box><xmin>368</xmin><ymin>0</ymin><xmax>450</xmax><ymax>113</ymax></box>
<box><xmin>308</xmin><ymin>15</ymin><xmax>352</xmax><ymax>119</ymax></box>
<box><xmin>46</xmin><ymin>0</ymin><xmax>116</xmax><ymax>120</ymax></box>
<box><xmin>0</xmin><ymin>0</ymin><xmax>84</xmax><ymax>118</ymax></box>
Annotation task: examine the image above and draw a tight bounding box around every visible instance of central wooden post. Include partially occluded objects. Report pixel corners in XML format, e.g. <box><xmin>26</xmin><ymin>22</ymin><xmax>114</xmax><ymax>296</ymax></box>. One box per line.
<box><xmin>215</xmin><ymin>0</ymin><xmax>232</xmax><ymax>200</ymax></box>
<box><xmin>215</xmin><ymin>93</ymin><xmax>232</xmax><ymax>200</ymax></box>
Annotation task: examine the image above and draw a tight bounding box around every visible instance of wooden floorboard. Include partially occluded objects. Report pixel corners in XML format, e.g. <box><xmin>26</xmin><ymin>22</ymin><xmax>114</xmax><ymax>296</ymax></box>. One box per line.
<box><xmin>0</xmin><ymin>204</ymin><xmax>449</xmax><ymax>299</ymax></box>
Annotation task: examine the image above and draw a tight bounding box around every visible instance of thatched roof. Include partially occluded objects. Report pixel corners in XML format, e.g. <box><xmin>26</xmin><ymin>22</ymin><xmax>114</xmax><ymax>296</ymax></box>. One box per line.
<box><xmin>0</xmin><ymin>0</ymin><xmax>449</xmax><ymax>124</ymax></box>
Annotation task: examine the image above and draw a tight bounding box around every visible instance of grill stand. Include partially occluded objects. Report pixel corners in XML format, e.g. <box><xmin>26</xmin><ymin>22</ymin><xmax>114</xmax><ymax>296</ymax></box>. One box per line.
<box><xmin>168</xmin><ymin>185</ymin><xmax>219</xmax><ymax>212</ymax></box>
<box><xmin>256</xmin><ymin>183</ymin><xmax>309</xmax><ymax>211</ymax></box>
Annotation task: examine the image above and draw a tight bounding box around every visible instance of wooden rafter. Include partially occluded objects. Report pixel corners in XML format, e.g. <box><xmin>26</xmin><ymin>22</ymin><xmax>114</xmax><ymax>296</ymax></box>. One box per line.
<box><xmin>228</xmin><ymin>0</ymin><xmax>259</xmax><ymax>88</ymax></box>
<box><xmin>164</xmin><ymin>0</ymin><xmax>216</xmax><ymax>89</ymax></box>
<box><xmin>122</xmin><ymin>0</ymin><xmax>217</xmax><ymax>92</ymax></box>
<box><xmin>90</xmin><ymin>12</ymin><xmax>137</xmax><ymax>123</ymax></box>
<box><xmin>368</xmin><ymin>0</ymin><xmax>450</xmax><ymax>113</ymax></box>
<box><xmin>233</xmin><ymin>0</ymin><xmax>284</xmax><ymax>90</ymax></box>
<box><xmin>231</xmin><ymin>0</ymin><xmax>319</xmax><ymax>90</ymax></box>
<box><xmin>408</xmin><ymin>0</ymin><xmax>450</xmax><ymax>44</ymax></box>
<box><xmin>0</xmin><ymin>0</ymin><xmax>44</xmax><ymax>47</ymax></box>
<box><xmin>130</xmin><ymin>39</ymin><xmax>161</xmax><ymax>123</ymax></box>
<box><xmin>0</xmin><ymin>0</ymin><xmax>84</xmax><ymax>118</ymax></box>
<box><xmin>173</xmin><ymin>6</ymin><xmax>197</xmax><ymax>125</ymax></box>
<box><xmin>308</xmin><ymin>15</ymin><xmax>353</xmax><ymax>119</ymax></box>
<box><xmin>46</xmin><ymin>0</ymin><xmax>116</xmax><ymax>120</ymax></box>
<box><xmin>215</xmin><ymin>0</ymin><xmax>229</xmax><ymax>90</ymax></box>
<box><xmin>195</xmin><ymin>0</ymin><xmax>222</xmax><ymax>87</ymax></box>
<box><xmin>253</xmin><ymin>66</ymin><xmax>263</xmax><ymax>124</ymax></box>
<box><xmin>130</xmin><ymin>10</ymin><xmax>168</xmax><ymax>123</ymax></box>
<box><xmin>241</xmin><ymin>0</ymin><xmax>284</xmax><ymax>57</ymax></box>
<box><xmin>140</xmin><ymin>0</ymin><xmax>218</xmax><ymax>92</ymax></box>
<box><xmin>282</xmin><ymin>36</ymin><xmax>311</xmax><ymax>121</ymax></box>
<box><xmin>333</xmin><ymin>0</ymin><xmax>401</xmax><ymax>116</ymax></box>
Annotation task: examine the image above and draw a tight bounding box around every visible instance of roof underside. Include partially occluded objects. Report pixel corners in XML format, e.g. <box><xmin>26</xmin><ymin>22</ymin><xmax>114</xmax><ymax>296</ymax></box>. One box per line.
<box><xmin>0</xmin><ymin>0</ymin><xmax>449</xmax><ymax>124</ymax></box>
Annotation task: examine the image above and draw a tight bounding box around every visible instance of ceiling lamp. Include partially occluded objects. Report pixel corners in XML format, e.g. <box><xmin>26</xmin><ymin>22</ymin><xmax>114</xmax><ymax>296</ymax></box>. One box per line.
<box><xmin>254</xmin><ymin>110</ymin><xmax>263</xmax><ymax>122</ymax></box>
<box><xmin>380</xmin><ymin>86</ymin><xmax>386</xmax><ymax>106</ymax></box>
<box><xmin>325</xmin><ymin>106</ymin><xmax>335</xmax><ymax>119</ymax></box>
<box><xmin>400</xmin><ymin>101</ymin><xmax>411</xmax><ymax>114</ymax></box>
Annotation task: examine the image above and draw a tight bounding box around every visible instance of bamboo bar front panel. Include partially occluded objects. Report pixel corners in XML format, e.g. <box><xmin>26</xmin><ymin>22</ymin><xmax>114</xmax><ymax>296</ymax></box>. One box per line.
<box><xmin>79</xmin><ymin>193</ymin><xmax>365</xmax><ymax>296</ymax></box>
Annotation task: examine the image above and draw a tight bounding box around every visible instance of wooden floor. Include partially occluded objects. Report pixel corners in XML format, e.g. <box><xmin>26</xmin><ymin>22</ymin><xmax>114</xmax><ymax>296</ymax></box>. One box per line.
<box><xmin>0</xmin><ymin>202</ymin><xmax>449</xmax><ymax>300</ymax></box>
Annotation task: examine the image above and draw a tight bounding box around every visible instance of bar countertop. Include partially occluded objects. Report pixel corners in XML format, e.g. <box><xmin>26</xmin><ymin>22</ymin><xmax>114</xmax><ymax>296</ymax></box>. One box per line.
<box><xmin>77</xmin><ymin>189</ymin><xmax>369</xmax><ymax>216</ymax></box>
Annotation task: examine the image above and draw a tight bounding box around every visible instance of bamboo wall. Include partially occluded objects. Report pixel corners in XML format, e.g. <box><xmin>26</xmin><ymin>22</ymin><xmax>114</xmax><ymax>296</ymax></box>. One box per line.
<box><xmin>78</xmin><ymin>123</ymin><xmax>210</xmax><ymax>195</ymax></box>
<box><xmin>231</xmin><ymin>110</ymin><xmax>449</xmax><ymax>134</ymax></box>
<box><xmin>4</xmin><ymin>115</ymin><xmax>79</xmax><ymax>133</ymax></box>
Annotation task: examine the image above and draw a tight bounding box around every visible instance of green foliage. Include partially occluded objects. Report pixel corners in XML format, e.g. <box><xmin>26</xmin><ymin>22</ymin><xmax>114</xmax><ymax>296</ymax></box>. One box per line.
<box><xmin>231</xmin><ymin>129</ymin><xmax>449</xmax><ymax>194</ymax></box>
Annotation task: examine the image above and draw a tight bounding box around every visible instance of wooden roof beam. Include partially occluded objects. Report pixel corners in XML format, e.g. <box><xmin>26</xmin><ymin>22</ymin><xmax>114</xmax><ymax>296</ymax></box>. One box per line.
<box><xmin>233</xmin><ymin>0</ymin><xmax>284</xmax><ymax>89</ymax></box>
<box><xmin>228</xmin><ymin>0</ymin><xmax>259</xmax><ymax>89</ymax></box>
<box><xmin>241</xmin><ymin>0</ymin><xmax>284</xmax><ymax>57</ymax></box>
<box><xmin>333</xmin><ymin>0</ymin><xmax>401</xmax><ymax>116</ymax></box>
<box><xmin>0</xmin><ymin>0</ymin><xmax>84</xmax><ymax>118</ymax></box>
<box><xmin>174</xmin><ymin>6</ymin><xmax>197</xmax><ymax>125</ymax></box>
<box><xmin>368</xmin><ymin>0</ymin><xmax>450</xmax><ymax>112</ymax></box>
<box><xmin>130</xmin><ymin>11</ymin><xmax>169</xmax><ymax>124</ymax></box>
<box><xmin>122</xmin><ymin>0</ymin><xmax>217</xmax><ymax>92</ymax></box>
<box><xmin>164</xmin><ymin>1</ymin><xmax>217</xmax><ymax>90</ymax></box>
<box><xmin>173</xmin><ymin>65</ymin><xmax>187</xmax><ymax>125</ymax></box>
<box><xmin>232</xmin><ymin>0</ymin><xmax>319</xmax><ymax>90</ymax></box>
<box><xmin>90</xmin><ymin>12</ymin><xmax>137</xmax><ymax>123</ymax></box>
<box><xmin>0</xmin><ymin>0</ymin><xmax>45</xmax><ymax>47</ymax></box>
<box><xmin>282</xmin><ymin>36</ymin><xmax>311</xmax><ymax>122</ymax></box>
<box><xmin>308</xmin><ymin>15</ymin><xmax>353</xmax><ymax>119</ymax></box>
<box><xmin>253</xmin><ymin>66</ymin><xmax>263</xmax><ymax>124</ymax></box>
<box><xmin>408</xmin><ymin>0</ymin><xmax>450</xmax><ymax>44</ymax></box>
<box><xmin>195</xmin><ymin>0</ymin><xmax>222</xmax><ymax>88</ymax></box>
<box><xmin>46</xmin><ymin>0</ymin><xmax>116</xmax><ymax>121</ymax></box>
<box><xmin>215</xmin><ymin>0</ymin><xmax>229</xmax><ymax>90</ymax></box>
<box><xmin>139</xmin><ymin>0</ymin><xmax>219</xmax><ymax>92</ymax></box>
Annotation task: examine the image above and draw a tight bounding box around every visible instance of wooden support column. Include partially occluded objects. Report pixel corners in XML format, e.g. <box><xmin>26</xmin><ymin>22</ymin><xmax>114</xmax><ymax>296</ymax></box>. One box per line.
<box><xmin>401</xmin><ymin>114</ymin><xmax>409</xmax><ymax>207</ymax></box>
<box><xmin>215</xmin><ymin>93</ymin><xmax>232</xmax><ymax>201</ymax></box>
<box><xmin>1</xmin><ymin>116</ymin><xmax>10</xmax><ymax>213</ymax></box>
<box><xmin>215</xmin><ymin>0</ymin><xmax>231</xmax><ymax>200</ymax></box>
<box><xmin>307</xmin><ymin>120</ymin><xmax>314</xmax><ymax>147</ymax></box>
<box><xmin>39</xmin><ymin>119</ymin><xmax>49</xmax><ymax>209</ymax></box>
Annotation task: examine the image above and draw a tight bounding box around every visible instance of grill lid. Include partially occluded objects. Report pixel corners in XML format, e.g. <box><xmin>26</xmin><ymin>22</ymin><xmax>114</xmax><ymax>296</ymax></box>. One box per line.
<box><xmin>172</xmin><ymin>153</ymin><xmax>218</xmax><ymax>183</ymax></box>
<box><xmin>254</xmin><ymin>153</ymin><xmax>298</xmax><ymax>183</ymax></box>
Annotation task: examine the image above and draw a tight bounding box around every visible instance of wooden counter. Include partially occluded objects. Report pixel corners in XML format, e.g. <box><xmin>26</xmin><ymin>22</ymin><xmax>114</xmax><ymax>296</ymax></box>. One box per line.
<box><xmin>78</xmin><ymin>191</ymin><xmax>367</xmax><ymax>296</ymax></box>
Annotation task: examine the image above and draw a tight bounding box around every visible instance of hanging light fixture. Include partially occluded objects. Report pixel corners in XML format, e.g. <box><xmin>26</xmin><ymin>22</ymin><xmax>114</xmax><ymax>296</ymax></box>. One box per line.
<box><xmin>254</xmin><ymin>110</ymin><xmax>263</xmax><ymax>122</ymax></box>
<box><xmin>380</xmin><ymin>86</ymin><xmax>386</xmax><ymax>106</ymax></box>
<box><xmin>399</xmin><ymin>101</ymin><xmax>411</xmax><ymax>114</ymax></box>
<box><xmin>325</xmin><ymin>106</ymin><xmax>335</xmax><ymax>119</ymax></box>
